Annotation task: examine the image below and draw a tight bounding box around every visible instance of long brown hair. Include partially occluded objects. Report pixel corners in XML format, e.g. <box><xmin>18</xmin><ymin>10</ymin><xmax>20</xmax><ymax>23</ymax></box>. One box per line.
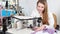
<box><xmin>37</xmin><ymin>0</ymin><xmax>49</xmax><ymax>25</ymax></box>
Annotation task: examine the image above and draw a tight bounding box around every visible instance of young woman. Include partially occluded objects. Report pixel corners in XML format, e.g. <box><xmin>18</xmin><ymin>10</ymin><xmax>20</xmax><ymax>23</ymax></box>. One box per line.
<box><xmin>28</xmin><ymin>0</ymin><xmax>57</xmax><ymax>34</ymax></box>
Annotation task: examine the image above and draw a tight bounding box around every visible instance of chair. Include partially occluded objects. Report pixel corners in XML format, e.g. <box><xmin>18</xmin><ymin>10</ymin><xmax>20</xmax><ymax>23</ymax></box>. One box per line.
<box><xmin>53</xmin><ymin>13</ymin><xmax>59</xmax><ymax>30</ymax></box>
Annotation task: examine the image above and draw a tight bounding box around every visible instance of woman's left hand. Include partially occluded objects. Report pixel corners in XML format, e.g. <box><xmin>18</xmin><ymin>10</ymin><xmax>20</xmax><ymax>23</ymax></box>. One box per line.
<box><xmin>34</xmin><ymin>25</ymin><xmax>46</xmax><ymax>31</ymax></box>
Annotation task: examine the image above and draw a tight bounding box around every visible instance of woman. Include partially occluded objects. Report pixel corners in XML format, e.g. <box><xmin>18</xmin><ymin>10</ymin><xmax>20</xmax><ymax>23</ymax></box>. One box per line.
<box><xmin>28</xmin><ymin>0</ymin><xmax>57</xmax><ymax>34</ymax></box>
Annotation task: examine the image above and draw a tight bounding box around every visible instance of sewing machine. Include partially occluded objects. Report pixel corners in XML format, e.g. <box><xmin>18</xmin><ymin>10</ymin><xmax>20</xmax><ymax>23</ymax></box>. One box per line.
<box><xmin>12</xmin><ymin>16</ymin><xmax>42</xmax><ymax>29</ymax></box>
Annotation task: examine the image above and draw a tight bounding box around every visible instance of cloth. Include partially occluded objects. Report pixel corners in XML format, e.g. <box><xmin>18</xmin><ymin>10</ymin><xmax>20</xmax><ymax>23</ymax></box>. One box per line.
<box><xmin>31</xmin><ymin>28</ymin><xmax>56</xmax><ymax>34</ymax></box>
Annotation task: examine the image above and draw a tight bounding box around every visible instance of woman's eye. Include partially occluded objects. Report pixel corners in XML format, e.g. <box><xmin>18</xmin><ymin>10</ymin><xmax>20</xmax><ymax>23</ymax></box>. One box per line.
<box><xmin>41</xmin><ymin>7</ymin><xmax>44</xmax><ymax>8</ymax></box>
<box><xmin>38</xmin><ymin>6</ymin><xmax>40</xmax><ymax>7</ymax></box>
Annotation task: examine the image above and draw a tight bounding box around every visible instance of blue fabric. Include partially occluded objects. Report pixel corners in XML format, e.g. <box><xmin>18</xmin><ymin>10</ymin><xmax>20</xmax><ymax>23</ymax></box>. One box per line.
<box><xmin>7</xmin><ymin>10</ymin><xmax>11</xmax><ymax>16</ymax></box>
<box><xmin>2</xmin><ymin>9</ymin><xmax>6</xmax><ymax>16</ymax></box>
<box><xmin>2</xmin><ymin>9</ymin><xmax>16</xmax><ymax>17</ymax></box>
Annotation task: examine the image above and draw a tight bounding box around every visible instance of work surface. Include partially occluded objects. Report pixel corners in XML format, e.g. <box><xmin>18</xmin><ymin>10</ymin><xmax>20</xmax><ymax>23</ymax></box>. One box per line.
<box><xmin>6</xmin><ymin>28</ymin><xmax>60</xmax><ymax>34</ymax></box>
<box><xmin>6</xmin><ymin>28</ymin><xmax>33</xmax><ymax>34</ymax></box>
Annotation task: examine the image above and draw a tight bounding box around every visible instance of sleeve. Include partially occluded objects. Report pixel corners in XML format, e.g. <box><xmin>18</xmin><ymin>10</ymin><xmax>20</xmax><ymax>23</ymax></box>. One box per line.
<box><xmin>28</xmin><ymin>10</ymin><xmax>40</xmax><ymax>26</ymax></box>
<box><xmin>30</xmin><ymin>10</ymin><xmax>37</xmax><ymax>17</ymax></box>
<box><xmin>30</xmin><ymin>10</ymin><xmax>40</xmax><ymax>17</ymax></box>
<box><xmin>48</xmin><ymin>12</ymin><xmax>54</xmax><ymax>28</ymax></box>
<box><xmin>44</xmin><ymin>12</ymin><xmax>54</xmax><ymax>29</ymax></box>
<box><xmin>27</xmin><ymin>10</ymin><xmax>35</xmax><ymax>26</ymax></box>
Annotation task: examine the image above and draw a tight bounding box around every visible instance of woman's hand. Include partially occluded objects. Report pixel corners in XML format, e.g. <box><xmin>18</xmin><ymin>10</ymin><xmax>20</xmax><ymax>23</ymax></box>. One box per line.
<box><xmin>34</xmin><ymin>25</ymin><xmax>46</xmax><ymax>31</ymax></box>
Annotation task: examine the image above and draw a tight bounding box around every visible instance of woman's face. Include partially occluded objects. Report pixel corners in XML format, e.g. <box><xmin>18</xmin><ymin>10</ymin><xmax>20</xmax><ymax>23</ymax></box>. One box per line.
<box><xmin>37</xmin><ymin>2</ymin><xmax>45</xmax><ymax>13</ymax></box>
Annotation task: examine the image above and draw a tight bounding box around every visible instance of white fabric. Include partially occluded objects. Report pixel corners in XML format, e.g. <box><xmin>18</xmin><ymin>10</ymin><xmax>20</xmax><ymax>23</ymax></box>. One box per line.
<box><xmin>35</xmin><ymin>31</ymin><xmax>56</xmax><ymax>34</ymax></box>
<box><xmin>48</xmin><ymin>11</ymin><xmax>54</xmax><ymax>29</ymax></box>
<box><xmin>30</xmin><ymin>9</ymin><xmax>40</xmax><ymax>17</ymax></box>
<box><xmin>35</xmin><ymin>31</ymin><xmax>49</xmax><ymax>34</ymax></box>
<box><xmin>16</xmin><ymin>21</ymin><xmax>22</xmax><ymax>29</ymax></box>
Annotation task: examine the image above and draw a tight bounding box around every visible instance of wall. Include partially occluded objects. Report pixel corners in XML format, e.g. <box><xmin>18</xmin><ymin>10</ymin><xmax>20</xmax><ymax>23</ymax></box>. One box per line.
<box><xmin>47</xmin><ymin>0</ymin><xmax>60</xmax><ymax>24</ymax></box>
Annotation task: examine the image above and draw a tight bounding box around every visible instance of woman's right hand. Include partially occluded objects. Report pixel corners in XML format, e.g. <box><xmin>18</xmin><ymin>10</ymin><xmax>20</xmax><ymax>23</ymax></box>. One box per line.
<box><xmin>34</xmin><ymin>25</ymin><xmax>46</xmax><ymax>31</ymax></box>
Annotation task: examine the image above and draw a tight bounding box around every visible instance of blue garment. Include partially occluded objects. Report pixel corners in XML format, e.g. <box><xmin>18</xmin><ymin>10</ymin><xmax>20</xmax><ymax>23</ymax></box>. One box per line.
<box><xmin>2</xmin><ymin>9</ymin><xmax>6</xmax><ymax>16</ymax></box>
<box><xmin>2</xmin><ymin>9</ymin><xmax>16</xmax><ymax>17</ymax></box>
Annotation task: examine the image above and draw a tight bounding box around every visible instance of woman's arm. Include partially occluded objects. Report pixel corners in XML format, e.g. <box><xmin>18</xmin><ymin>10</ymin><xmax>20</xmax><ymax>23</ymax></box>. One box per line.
<box><xmin>48</xmin><ymin>12</ymin><xmax>55</xmax><ymax>28</ymax></box>
<box><xmin>34</xmin><ymin>12</ymin><xmax>55</xmax><ymax>31</ymax></box>
<box><xmin>44</xmin><ymin>12</ymin><xmax>55</xmax><ymax>29</ymax></box>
